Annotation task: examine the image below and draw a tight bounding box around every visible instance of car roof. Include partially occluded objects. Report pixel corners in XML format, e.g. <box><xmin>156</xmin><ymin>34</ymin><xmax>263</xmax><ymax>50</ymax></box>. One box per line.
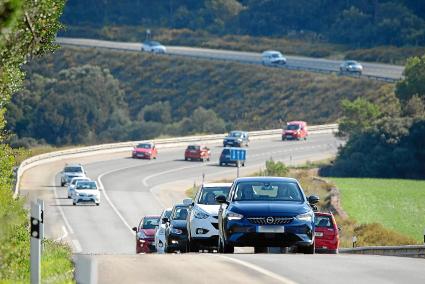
<box><xmin>287</xmin><ymin>121</ymin><xmax>306</xmax><ymax>125</ymax></box>
<box><xmin>173</xmin><ymin>203</ymin><xmax>189</xmax><ymax>208</ymax></box>
<box><xmin>143</xmin><ymin>215</ymin><xmax>161</xmax><ymax>219</ymax></box>
<box><xmin>262</xmin><ymin>50</ymin><xmax>282</xmax><ymax>54</ymax></box>
<box><xmin>202</xmin><ymin>183</ymin><xmax>232</xmax><ymax>188</ymax></box>
<box><xmin>233</xmin><ymin>176</ymin><xmax>299</xmax><ymax>183</ymax></box>
<box><xmin>65</xmin><ymin>164</ymin><xmax>83</xmax><ymax>168</ymax></box>
<box><xmin>315</xmin><ymin>212</ymin><xmax>333</xmax><ymax>217</ymax></box>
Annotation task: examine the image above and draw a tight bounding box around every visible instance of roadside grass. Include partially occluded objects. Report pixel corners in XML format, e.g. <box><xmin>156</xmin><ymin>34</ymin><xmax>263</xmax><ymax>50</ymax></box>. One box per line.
<box><xmin>329</xmin><ymin>178</ymin><xmax>425</xmax><ymax>243</ymax></box>
<box><xmin>41</xmin><ymin>240</ymin><xmax>74</xmax><ymax>283</ymax></box>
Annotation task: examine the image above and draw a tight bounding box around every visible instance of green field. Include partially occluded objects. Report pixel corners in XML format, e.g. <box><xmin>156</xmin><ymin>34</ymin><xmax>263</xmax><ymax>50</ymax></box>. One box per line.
<box><xmin>331</xmin><ymin>178</ymin><xmax>425</xmax><ymax>242</ymax></box>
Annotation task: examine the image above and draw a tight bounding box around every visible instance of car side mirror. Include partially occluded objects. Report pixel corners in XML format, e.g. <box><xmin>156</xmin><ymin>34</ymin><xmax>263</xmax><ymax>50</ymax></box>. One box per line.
<box><xmin>162</xmin><ymin>217</ymin><xmax>169</xmax><ymax>224</ymax></box>
<box><xmin>308</xmin><ymin>195</ymin><xmax>320</xmax><ymax>204</ymax></box>
<box><xmin>215</xmin><ymin>195</ymin><xmax>227</xmax><ymax>204</ymax></box>
<box><xmin>132</xmin><ymin>227</ymin><xmax>137</xmax><ymax>232</ymax></box>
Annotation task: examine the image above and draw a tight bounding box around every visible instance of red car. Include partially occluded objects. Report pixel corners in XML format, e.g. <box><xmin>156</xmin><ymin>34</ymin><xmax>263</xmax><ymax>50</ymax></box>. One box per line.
<box><xmin>314</xmin><ymin>212</ymin><xmax>339</xmax><ymax>254</ymax></box>
<box><xmin>282</xmin><ymin>121</ymin><xmax>308</xmax><ymax>140</ymax></box>
<box><xmin>132</xmin><ymin>215</ymin><xmax>160</xmax><ymax>253</ymax></box>
<box><xmin>132</xmin><ymin>142</ymin><xmax>158</xmax><ymax>159</ymax></box>
<box><xmin>184</xmin><ymin>144</ymin><xmax>210</xmax><ymax>161</ymax></box>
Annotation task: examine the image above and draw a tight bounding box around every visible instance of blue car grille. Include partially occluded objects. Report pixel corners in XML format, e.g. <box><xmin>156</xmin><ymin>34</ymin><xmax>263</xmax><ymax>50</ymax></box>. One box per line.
<box><xmin>247</xmin><ymin>217</ymin><xmax>294</xmax><ymax>225</ymax></box>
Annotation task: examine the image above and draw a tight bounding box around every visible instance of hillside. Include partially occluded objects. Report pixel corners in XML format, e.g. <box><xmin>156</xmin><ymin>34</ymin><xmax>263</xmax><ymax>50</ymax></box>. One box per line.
<box><xmin>7</xmin><ymin>47</ymin><xmax>394</xmax><ymax>146</ymax></box>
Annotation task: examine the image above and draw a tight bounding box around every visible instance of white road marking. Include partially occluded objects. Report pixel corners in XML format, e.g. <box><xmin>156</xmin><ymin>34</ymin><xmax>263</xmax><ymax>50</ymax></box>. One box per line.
<box><xmin>52</xmin><ymin>177</ymin><xmax>75</xmax><ymax>235</ymax></box>
<box><xmin>97</xmin><ymin>168</ymin><xmax>136</xmax><ymax>235</ymax></box>
<box><xmin>55</xmin><ymin>225</ymin><xmax>69</xmax><ymax>242</ymax></box>
<box><xmin>217</xmin><ymin>255</ymin><xmax>298</xmax><ymax>284</ymax></box>
<box><xmin>72</xmin><ymin>239</ymin><xmax>82</xmax><ymax>253</ymax></box>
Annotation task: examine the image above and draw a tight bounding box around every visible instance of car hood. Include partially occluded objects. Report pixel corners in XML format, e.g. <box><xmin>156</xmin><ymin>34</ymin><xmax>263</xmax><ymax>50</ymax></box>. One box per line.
<box><xmin>140</xmin><ymin>228</ymin><xmax>156</xmax><ymax>237</ymax></box>
<box><xmin>170</xmin><ymin>220</ymin><xmax>187</xmax><ymax>229</ymax></box>
<box><xmin>229</xmin><ymin>201</ymin><xmax>310</xmax><ymax>217</ymax></box>
<box><xmin>134</xmin><ymin>148</ymin><xmax>151</xmax><ymax>153</ymax></box>
<box><xmin>196</xmin><ymin>204</ymin><xmax>220</xmax><ymax>216</ymax></box>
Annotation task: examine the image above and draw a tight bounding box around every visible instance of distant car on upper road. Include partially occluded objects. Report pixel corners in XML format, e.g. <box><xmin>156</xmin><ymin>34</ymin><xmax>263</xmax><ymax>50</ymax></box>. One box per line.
<box><xmin>282</xmin><ymin>121</ymin><xmax>308</xmax><ymax>141</ymax></box>
<box><xmin>61</xmin><ymin>164</ymin><xmax>86</xmax><ymax>187</ymax></box>
<box><xmin>219</xmin><ymin>148</ymin><xmax>246</xmax><ymax>167</ymax></box>
<box><xmin>67</xmin><ymin>177</ymin><xmax>91</xmax><ymax>198</ymax></box>
<box><xmin>187</xmin><ymin>183</ymin><xmax>232</xmax><ymax>252</ymax></box>
<box><xmin>223</xmin><ymin>131</ymin><xmax>249</xmax><ymax>147</ymax></box>
<box><xmin>142</xmin><ymin>40</ymin><xmax>167</xmax><ymax>53</ymax></box>
<box><xmin>154</xmin><ymin>208</ymin><xmax>172</xmax><ymax>253</ymax></box>
<box><xmin>261</xmin><ymin>50</ymin><xmax>287</xmax><ymax>66</ymax></box>
<box><xmin>72</xmin><ymin>180</ymin><xmax>100</xmax><ymax>206</ymax></box>
<box><xmin>164</xmin><ymin>203</ymin><xmax>190</xmax><ymax>253</ymax></box>
<box><xmin>184</xmin><ymin>144</ymin><xmax>211</xmax><ymax>162</ymax></box>
<box><xmin>133</xmin><ymin>215</ymin><xmax>160</xmax><ymax>254</ymax></box>
<box><xmin>132</xmin><ymin>142</ymin><xmax>158</xmax><ymax>160</ymax></box>
<box><xmin>216</xmin><ymin>177</ymin><xmax>319</xmax><ymax>254</ymax></box>
<box><xmin>314</xmin><ymin>212</ymin><xmax>339</xmax><ymax>254</ymax></box>
<box><xmin>340</xmin><ymin>60</ymin><xmax>363</xmax><ymax>75</ymax></box>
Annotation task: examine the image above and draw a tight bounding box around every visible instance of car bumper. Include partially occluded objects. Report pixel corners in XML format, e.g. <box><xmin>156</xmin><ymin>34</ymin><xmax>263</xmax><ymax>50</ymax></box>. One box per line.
<box><xmin>223</xmin><ymin>141</ymin><xmax>242</xmax><ymax>147</ymax></box>
<box><xmin>224</xmin><ymin>220</ymin><xmax>314</xmax><ymax>247</ymax></box>
<box><xmin>73</xmin><ymin>196</ymin><xmax>99</xmax><ymax>203</ymax></box>
<box><xmin>315</xmin><ymin>238</ymin><xmax>339</xmax><ymax>251</ymax></box>
<box><xmin>190</xmin><ymin>217</ymin><xmax>219</xmax><ymax>245</ymax></box>
<box><xmin>132</xmin><ymin>153</ymin><xmax>151</xmax><ymax>159</ymax></box>
<box><xmin>167</xmin><ymin>233</ymin><xmax>188</xmax><ymax>250</ymax></box>
<box><xmin>137</xmin><ymin>238</ymin><xmax>156</xmax><ymax>253</ymax></box>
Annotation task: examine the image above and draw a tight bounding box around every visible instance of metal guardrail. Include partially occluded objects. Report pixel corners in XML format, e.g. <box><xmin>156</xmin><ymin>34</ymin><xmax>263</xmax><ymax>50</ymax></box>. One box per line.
<box><xmin>55</xmin><ymin>39</ymin><xmax>399</xmax><ymax>83</ymax></box>
<box><xmin>340</xmin><ymin>245</ymin><xmax>425</xmax><ymax>258</ymax></box>
<box><xmin>13</xmin><ymin>124</ymin><xmax>338</xmax><ymax>198</ymax></box>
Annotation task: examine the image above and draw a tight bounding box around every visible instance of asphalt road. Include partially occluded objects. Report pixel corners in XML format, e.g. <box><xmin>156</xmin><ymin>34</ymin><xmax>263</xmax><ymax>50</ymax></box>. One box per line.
<box><xmin>56</xmin><ymin>37</ymin><xmax>404</xmax><ymax>81</ymax></box>
<box><xmin>20</xmin><ymin>132</ymin><xmax>425</xmax><ymax>283</ymax></box>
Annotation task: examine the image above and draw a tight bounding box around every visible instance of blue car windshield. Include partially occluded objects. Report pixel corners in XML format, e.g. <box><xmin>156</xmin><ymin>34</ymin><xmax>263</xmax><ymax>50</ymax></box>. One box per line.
<box><xmin>233</xmin><ymin>181</ymin><xmax>303</xmax><ymax>202</ymax></box>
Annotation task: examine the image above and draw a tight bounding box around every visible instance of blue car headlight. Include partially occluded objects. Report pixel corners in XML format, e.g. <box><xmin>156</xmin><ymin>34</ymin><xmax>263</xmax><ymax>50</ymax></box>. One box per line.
<box><xmin>227</xmin><ymin>211</ymin><xmax>244</xmax><ymax>221</ymax></box>
<box><xmin>171</xmin><ymin>227</ymin><xmax>183</xmax><ymax>234</ymax></box>
<box><xmin>296</xmin><ymin>211</ymin><xmax>313</xmax><ymax>222</ymax></box>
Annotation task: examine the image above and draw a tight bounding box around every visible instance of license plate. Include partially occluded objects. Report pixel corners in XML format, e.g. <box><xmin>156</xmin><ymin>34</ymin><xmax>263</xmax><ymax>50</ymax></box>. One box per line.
<box><xmin>137</xmin><ymin>153</ymin><xmax>144</xmax><ymax>156</ymax></box>
<box><xmin>315</xmin><ymin>232</ymin><xmax>323</xmax><ymax>237</ymax></box>
<box><xmin>286</xmin><ymin>135</ymin><xmax>292</xmax><ymax>138</ymax></box>
<box><xmin>257</xmin><ymin>226</ymin><xmax>285</xmax><ymax>233</ymax></box>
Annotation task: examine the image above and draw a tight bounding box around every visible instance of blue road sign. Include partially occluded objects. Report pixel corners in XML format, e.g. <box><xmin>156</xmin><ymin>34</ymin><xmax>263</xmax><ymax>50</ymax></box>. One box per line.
<box><xmin>230</xmin><ymin>148</ymin><xmax>247</xmax><ymax>161</ymax></box>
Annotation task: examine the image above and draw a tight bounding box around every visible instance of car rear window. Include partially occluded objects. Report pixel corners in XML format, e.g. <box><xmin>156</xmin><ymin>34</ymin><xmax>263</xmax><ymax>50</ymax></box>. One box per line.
<box><xmin>137</xmin><ymin>143</ymin><xmax>151</xmax><ymax>149</ymax></box>
<box><xmin>315</xmin><ymin>216</ymin><xmax>333</xmax><ymax>228</ymax></box>
<box><xmin>65</xmin><ymin>166</ymin><xmax>82</xmax><ymax>173</ymax></box>
<box><xmin>187</xmin><ymin>145</ymin><xmax>200</xmax><ymax>150</ymax></box>
<box><xmin>221</xmin><ymin>149</ymin><xmax>230</xmax><ymax>155</ymax></box>
<box><xmin>141</xmin><ymin>217</ymin><xmax>160</xmax><ymax>229</ymax></box>
<box><xmin>286</xmin><ymin>124</ymin><xmax>300</xmax><ymax>130</ymax></box>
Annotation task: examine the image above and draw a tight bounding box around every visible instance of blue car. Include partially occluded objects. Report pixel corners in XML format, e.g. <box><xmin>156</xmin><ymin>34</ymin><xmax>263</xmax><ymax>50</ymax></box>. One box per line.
<box><xmin>216</xmin><ymin>177</ymin><xmax>319</xmax><ymax>254</ymax></box>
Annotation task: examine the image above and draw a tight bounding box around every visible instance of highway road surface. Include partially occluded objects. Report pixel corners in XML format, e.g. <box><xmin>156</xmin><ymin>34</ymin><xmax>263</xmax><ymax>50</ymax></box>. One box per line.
<box><xmin>56</xmin><ymin>37</ymin><xmax>404</xmax><ymax>82</ymax></box>
<box><xmin>20</xmin><ymin>132</ymin><xmax>425</xmax><ymax>283</ymax></box>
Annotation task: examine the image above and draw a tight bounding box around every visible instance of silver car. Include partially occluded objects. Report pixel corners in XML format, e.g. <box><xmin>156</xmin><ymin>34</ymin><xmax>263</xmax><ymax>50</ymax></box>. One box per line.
<box><xmin>340</xmin><ymin>60</ymin><xmax>363</xmax><ymax>75</ymax></box>
<box><xmin>142</xmin><ymin>40</ymin><xmax>166</xmax><ymax>54</ymax></box>
<box><xmin>60</xmin><ymin>164</ymin><xmax>86</xmax><ymax>186</ymax></box>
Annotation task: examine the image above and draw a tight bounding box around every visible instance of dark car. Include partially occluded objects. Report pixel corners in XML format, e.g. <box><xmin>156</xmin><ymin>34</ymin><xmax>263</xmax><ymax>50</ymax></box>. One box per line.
<box><xmin>132</xmin><ymin>215</ymin><xmax>161</xmax><ymax>253</ymax></box>
<box><xmin>163</xmin><ymin>204</ymin><xmax>190</xmax><ymax>253</ymax></box>
<box><xmin>223</xmin><ymin>131</ymin><xmax>249</xmax><ymax>147</ymax></box>
<box><xmin>219</xmin><ymin>148</ymin><xmax>246</xmax><ymax>167</ymax></box>
<box><xmin>314</xmin><ymin>212</ymin><xmax>339</xmax><ymax>254</ymax></box>
<box><xmin>216</xmin><ymin>177</ymin><xmax>319</xmax><ymax>254</ymax></box>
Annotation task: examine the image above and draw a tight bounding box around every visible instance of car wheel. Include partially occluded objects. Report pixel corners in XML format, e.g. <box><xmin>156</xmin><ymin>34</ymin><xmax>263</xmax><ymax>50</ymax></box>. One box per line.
<box><xmin>61</xmin><ymin>181</ymin><xmax>65</xmax><ymax>187</ymax></box>
<box><xmin>223</xmin><ymin>242</ymin><xmax>234</xmax><ymax>254</ymax></box>
<box><xmin>219</xmin><ymin>162</ymin><xmax>224</xmax><ymax>166</ymax></box>
<box><xmin>207</xmin><ymin>157</ymin><xmax>210</xmax><ymax>162</ymax></box>
<box><xmin>299</xmin><ymin>243</ymin><xmax>315</xmax><ymax>254</ymax></box>
<box><xmin>73</xmin><ymin>202</ymin><xmax>76</xmax><ymax>206</ymax></box>
<box><xmin>189</xmin><ymin>240</ymin><xmax>199</xmax><ymax>253</ymax></box>
<box><xmin>96</xmin><ymin>203</ymin><xmax>100</xmax><ymax>206</ymax></box>
<box><xmin>67</xmin><ymin>194</ymin><xmax>70</xmax><ymax>199</ymax></box>
<box><xmin>184</xmin><ymin>157</ymin><xmax>188</xmax><ymax>161</ymax></box>
<box><xmin>254</xmin><ymin>246</ymin><xmax>267</xmax><ymax>254</ymax></box>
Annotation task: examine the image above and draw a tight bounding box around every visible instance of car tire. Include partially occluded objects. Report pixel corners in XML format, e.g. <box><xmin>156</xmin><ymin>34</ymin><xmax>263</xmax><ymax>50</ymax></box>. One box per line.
<box><xmin>299</xmin><ymin>243</ymin><xmax>315</xmax><ymax>254</ymax></box>
<box><xmin>67</xmin><ymin>194</ymin><xmax>70</xmax><ymax>199</ymax></box>
<box><xmin>184</xmin><ymin>157</ymin><xmax>188</xmax><ymax>161</ymax></box>
<box><xmin>73</xmin><ymin>202</ymin><xmax>76</xmax><ymax>206</ymax></box>
<box><xmin>96</xmin><ymin>203</ymin><xmax>100</xmax><ymax>206</ymax></box>
<box><xmin>207</xmin><ymin>157</ymin><xmax>210</xmax><ymax>162</ymax></box>
<box><xmin>61</xmin><ymin>181</ymin><xmax>65</xmax><ymax>187</ymax></box>
<box><xmin>254</xmin><ymin>246</ymin><xmax>267</xmax><ymax>254</ymax></box>
<box><xmin>189</xmin><ymin>240</ymin><xmax>199</xmax><ymax>253</ymax></box>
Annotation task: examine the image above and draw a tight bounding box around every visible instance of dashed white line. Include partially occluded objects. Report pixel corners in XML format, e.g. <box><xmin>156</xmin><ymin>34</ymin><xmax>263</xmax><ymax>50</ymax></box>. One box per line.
<box><xmin>52</xmin><ymin>177</ymin><xmax>74</xmax><ymax>235</ymax></box>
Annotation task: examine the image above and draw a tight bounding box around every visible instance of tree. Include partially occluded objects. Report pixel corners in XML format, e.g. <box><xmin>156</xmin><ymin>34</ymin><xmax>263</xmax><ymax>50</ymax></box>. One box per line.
<box><xmin>396</xmin><ymin>55</ymin><xmax>425</xmax><ymax>102</ymax></box>
<box><xmin>337</xmin><ymin>98</ymin><xmax>381</xmax><ymax>138</ymax></box>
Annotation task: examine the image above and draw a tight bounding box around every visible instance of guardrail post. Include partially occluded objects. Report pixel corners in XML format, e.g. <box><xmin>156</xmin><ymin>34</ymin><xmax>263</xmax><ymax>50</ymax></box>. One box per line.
<box><xmin>30</xmin><ymin>201</ymin><xmax>41</xmax><ymax>284</ymax></box>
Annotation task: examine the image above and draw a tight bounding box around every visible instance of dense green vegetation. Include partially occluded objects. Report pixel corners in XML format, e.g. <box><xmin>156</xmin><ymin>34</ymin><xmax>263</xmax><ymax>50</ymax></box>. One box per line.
<box><xmin>322</xmin><ymin>55</ymin><xmax>425</xmax><ymax>178</ymax></box>
<box><xmin>331</xmin><ymin>178</ymin><xmax>425</xmax><ymax>242</ymax></box>
<box><xmin>5</xmin><ymin>47</ymin><xmax>394</xmax><ymax>146</ymax></box>
<box><xmin>1</xmin><ymin>0</ymin><xmax>74</xmax><ymax>282</ymax></box>
<box><xmin>61</xmin><ymin>0</ymin><xmax>425</xmax><ymax>48</ymax></box>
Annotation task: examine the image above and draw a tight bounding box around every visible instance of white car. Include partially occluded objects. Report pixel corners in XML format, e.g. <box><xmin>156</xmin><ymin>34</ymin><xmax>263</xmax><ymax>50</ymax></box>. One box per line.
<box><xmin>60</xmin><ymin>164</ymin><xmax>86</xmax><ymax>186</ymax></box>
<box><xmin>261</xmin><ymin>50</ymin><xmax>287</xmax><ymax>66</ymax></box>
<box><xmin>67</xmin><ymin>177</ymin><xmax>91</xmax><ymax>198</ymax></box>
<box><xmin>187</xmin><ymin>183</ymin><xmax>232</xmax><ymax>252</ymax></box>
<box><xmin>154</xmin><ymin>208</ymin><xmax>172</xmax><ymax>253</ymax></box>
<box><xmin>72</xmin><ymin>180</ymin><xmax>101</xmax><ymax>206</ymax></box>
<box><xmin>340</xmin><ymin>60</ymin><xmax>363</xmax><ymax>75</ymax></box>
<box><xmin>142</xmin><ymin>40</ymin><xmax>167</xmax><ymax>53</ymax></box>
